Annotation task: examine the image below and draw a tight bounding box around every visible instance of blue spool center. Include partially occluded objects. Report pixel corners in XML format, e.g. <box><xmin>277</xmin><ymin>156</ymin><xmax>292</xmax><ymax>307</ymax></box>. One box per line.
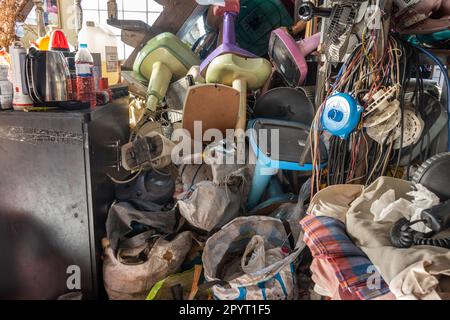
<box><xmin>328</xmin><ymin>109</ymin><xmax>344</xmax><ymax>122</ymax></box>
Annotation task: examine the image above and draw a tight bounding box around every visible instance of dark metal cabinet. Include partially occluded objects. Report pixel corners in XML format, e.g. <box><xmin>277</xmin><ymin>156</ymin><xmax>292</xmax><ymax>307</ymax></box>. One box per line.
<box><xmin>0</xmin><ymin>99</ymin><xmax>129</xmax><ymax>300</ymax></box>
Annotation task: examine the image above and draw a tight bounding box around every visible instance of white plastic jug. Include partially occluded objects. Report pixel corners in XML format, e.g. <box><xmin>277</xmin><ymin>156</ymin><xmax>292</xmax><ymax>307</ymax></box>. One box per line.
<box><xmin>78</xmin><ymin>21</ymin><xmax>120</xmax><ymax>85</ymax></box>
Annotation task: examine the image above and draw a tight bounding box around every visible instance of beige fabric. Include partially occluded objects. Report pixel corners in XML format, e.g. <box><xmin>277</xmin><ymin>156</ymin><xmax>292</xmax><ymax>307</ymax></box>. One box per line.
<box><xmin>390</xmin><ymin>260</ymin><xmax>450</xmax><ymax>300</ymax></box>
<box><xmin>178</xmin><ymin>181</ymin><xmax>241</xmax><ymax>232</ymax></box>
<box><xmin>307</xmin><ymin>184</ymin><xmax>364</xmax><ymax>223</ymax></box>
<box><xmin>346</xmin><ymin>176</ymin><xmax>450</xmax><ymax>300</ymax></box>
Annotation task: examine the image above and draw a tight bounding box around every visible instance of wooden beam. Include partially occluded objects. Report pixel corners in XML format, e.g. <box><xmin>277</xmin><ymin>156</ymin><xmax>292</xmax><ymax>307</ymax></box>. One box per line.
<box><xmin>17</xmin><ymin>0</ymin><xmax>34</xmax><ymax>22</ymax></box>
<box><xmin>120</xmin><ymin>0</ymin><xmax>201</xmax><ymax>70</ymax></box>
<box><xmin>121</xmin><ymin>29</ymin><xmax>155</xmax><ymax>48</ymax></box>
<box><xmin>152</xmin><ymin>0</ymin><xmax>200</xmax><ymax>35</ymax></box>
<box><xmin>176</xmin><ymin>4</ymin><xmax>208</xmax><ymax>39</ymax></box>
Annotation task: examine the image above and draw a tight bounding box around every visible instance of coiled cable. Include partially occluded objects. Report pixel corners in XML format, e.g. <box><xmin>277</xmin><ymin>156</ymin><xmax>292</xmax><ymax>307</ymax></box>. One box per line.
<box><xmin>390</xmin><ymin>218</ymin><xmax>450</xmax><ymax>249</ymax></box>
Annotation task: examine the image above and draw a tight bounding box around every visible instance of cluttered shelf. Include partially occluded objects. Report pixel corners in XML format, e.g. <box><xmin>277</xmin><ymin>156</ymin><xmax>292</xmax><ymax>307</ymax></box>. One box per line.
<box><xmin>1</xmin><ymin>0</ymin><xmax>450</xmax><ymax>302</ymax></box>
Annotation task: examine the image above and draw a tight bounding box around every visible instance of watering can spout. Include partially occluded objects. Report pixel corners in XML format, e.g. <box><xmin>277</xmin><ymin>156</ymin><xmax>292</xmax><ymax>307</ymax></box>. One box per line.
<box><xmin>232</xmin><ymin>78</ymin><xmax>247</xmax><ymax>136</ymax></box>
<box><xmin>133</xmin><ymin>32</ymin><xmax>200</xmax><ymax>111</ymax></box>
<box><xmin>223</xmin><ymin>12</ymin><xmax>238</xmax><ymax>45</ymax></box>
<box><xmin>146</xmin><ymin>61</ymin><xmax>173</xmax><ymax>111</ymax></box>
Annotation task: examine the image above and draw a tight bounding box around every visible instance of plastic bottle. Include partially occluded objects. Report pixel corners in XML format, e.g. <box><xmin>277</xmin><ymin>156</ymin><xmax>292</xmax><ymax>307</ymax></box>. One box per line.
<box><xmin>75</xmin><ymin>44</ymin><xmax>96</xmax><ymax>107</ymax></box>
<box><xmin>78</xmin><ymin>21</ymin><xmax>120</xmax><ymax>86</ymax></box>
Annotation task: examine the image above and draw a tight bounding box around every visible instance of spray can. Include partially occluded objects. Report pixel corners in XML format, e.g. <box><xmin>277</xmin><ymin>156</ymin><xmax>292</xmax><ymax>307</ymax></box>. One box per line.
<box><xmin>10</xmin><ymin>42</ymin><xmax>33</xmax><ymax>111</ymax></box>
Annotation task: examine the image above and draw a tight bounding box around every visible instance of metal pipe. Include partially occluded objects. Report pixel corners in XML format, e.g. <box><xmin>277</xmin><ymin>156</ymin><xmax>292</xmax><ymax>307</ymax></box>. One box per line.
<box><xmin>33</xmin><ymin>0</ymin><xmax>46</xmax><ymax>37</ymax></box>
<box><xmin>74</xmin><ymin>0</ymin><xmax>83</xmax><ymax>34</ymax></box>
<box><xmin>107</xmin><ymin>0</ymin><xmax>118</xmax><ymax>20</ymax></box>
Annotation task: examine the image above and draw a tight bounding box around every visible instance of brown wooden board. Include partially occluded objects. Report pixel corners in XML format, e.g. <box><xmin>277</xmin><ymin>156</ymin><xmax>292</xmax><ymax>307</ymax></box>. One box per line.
<box><xmin>182</xmin><ymin>84</ymin><xmax>240</xmax><ymax>142</ymax></box>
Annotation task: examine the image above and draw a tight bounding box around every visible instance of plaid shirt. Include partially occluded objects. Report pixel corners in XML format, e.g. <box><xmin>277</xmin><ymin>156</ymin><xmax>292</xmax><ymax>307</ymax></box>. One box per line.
<box><xmin>300</xmin><ymin>215</ymin><xmax>391</xmax><ymax>300</ymax></box>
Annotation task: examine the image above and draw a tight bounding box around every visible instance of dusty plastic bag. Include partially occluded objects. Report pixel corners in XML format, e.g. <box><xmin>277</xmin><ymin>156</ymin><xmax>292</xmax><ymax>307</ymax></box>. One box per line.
<box><xmin>106</xmin><ymin>202</ymin><xmax>179</xmax><ymax>253</ymax></box>
<box><xmin>176</xmin><ymin>164</ymin><xmax>213</xmax><ymax>194</ymax></box>
<box><xmin>178</xmin><ymin>181</ymin><xmax>241</xmax><ymax>232</ymax></box>
<box><xmin>203</xmin><ymin>138</ymin><xmax>248</xmax><ymax>186</ymax></box>
<box><xmin>203</xmin><ymin>216</ymin><xmax>305</xmax><ymax>300</ymax></box>
<box><xmin>103</xmin><ymin>231</ymin><xmax>192</xmax><ymax>300</ymax></box>
<box><xmin>241</xmin><ymin>235</ymin><xmax>266</xmax><ymax>274</ymax></box>
<box><xmin>270</xmin><ymin>179</ymin><xmax>311</xmax><ymax>221</ymax></box>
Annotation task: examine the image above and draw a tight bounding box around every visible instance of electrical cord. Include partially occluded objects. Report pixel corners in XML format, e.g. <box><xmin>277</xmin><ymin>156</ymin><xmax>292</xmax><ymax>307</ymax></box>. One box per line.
<box><xmin>310</xmin><ymin>30</ymin><xmax>414</xmax><ymax>191</ymax></box>
<box><xmin>390</xmin><ymin>218</ymin><xmax>450</xmax><ymax>249</ymax></box>
<box><xmin>395</xmin><ymin>39</ymin><xmax>408</xmax><ymax>171</ymax></box>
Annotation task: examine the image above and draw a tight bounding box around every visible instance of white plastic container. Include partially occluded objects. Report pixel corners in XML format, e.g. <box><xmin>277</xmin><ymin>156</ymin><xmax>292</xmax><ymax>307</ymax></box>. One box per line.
<box><xmin>0</xmin><ymin>80</ymin><xmax>13</xmax><ymax>110</ymax></box>
<box><xmin>0</xmin><ymin>54</ymin><xmax>11</xmax><ymax>104</ymax></box>
<box><xmin>10</xmin><ymin>42</ymin><xmax>33</xmax><ymax>110</ymax></box>
<box><xmin>0</xmin><ymin>65</ymin><xmax>9</xmax><ymax>81</ymax></box>
<box><xmin>0</xmin><ymin>59</ymin><xmax>11</xmax><ymax>109</ymax></box>
<box><xmin>78</xmin><ymin>21</ymin><xmax>120</xmax><ymax>86</ymax></box>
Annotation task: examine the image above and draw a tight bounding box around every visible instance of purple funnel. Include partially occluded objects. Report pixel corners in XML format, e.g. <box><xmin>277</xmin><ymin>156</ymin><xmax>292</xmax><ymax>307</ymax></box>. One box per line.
<box><xmin>200</xmin><ymin>11</ymin><xmax>256</xmax><ymax>75</ymax></box>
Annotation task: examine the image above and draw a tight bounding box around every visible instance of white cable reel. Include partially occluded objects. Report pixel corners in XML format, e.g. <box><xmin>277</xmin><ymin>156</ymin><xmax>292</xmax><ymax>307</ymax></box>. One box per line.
<box><xmin>393</xmin><ymin>108</ymin><xmax>424</xmax><ymax>149</ymax></box>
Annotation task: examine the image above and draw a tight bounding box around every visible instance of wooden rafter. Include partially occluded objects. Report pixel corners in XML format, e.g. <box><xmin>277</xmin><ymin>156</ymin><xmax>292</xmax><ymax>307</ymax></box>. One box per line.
<box><xmin>108</xmin><ymin>0</ymin><xmax>205</xmax><ymax>70</ymax></box>
<box><xmin>16</xmin><ymin>0</ymin><xmax>34</xmax><ymax>22</ymax></box>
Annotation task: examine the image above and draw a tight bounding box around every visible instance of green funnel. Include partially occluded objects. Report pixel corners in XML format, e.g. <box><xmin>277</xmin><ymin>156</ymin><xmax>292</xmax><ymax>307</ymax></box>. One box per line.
<box><xmin>133</xmin><ymin>33</ymin><xmax>200</xmax><ymax>111</ymax></box>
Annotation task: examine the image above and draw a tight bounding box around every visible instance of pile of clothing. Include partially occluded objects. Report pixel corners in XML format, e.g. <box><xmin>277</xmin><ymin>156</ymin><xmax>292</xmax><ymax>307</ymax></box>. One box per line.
<box><xmin>303</xmin><ymin>177</ymin><xmax>450</xmax><ymax>300</ymax></box>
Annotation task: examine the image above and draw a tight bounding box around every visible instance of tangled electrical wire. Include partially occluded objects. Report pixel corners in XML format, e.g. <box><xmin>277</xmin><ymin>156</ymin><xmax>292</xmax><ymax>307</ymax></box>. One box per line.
<box><xmin>308</xmin><ymin>22</ymin><xmax>427</xmax><ymax>195</ymax></box>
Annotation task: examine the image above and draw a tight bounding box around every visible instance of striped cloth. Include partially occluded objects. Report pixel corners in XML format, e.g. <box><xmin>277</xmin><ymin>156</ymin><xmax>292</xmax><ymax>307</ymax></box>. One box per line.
<box><xmin>300</xmin><ymin>215</ymin><xmax>391</xmax><ymax>300</ymax></box>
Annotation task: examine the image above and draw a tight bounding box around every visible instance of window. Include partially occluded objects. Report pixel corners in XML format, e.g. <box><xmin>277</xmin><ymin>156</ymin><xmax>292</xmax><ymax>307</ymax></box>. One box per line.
<box><xmin>24</xmin><ymin>0</ymin><xmax>61</xmax><ymax>28</ymax></box>
<box><xmin>82</xmin><ymin>0</ymin><xmax>163</xmax><ymax>60</ymax></box>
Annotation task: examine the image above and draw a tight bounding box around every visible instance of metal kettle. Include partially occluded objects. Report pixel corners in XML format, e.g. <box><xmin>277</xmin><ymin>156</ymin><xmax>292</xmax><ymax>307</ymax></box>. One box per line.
<box><xmin>25</xmin><ymin>47</ymin><xmax>72</xmax><ymax>103</ymax></box>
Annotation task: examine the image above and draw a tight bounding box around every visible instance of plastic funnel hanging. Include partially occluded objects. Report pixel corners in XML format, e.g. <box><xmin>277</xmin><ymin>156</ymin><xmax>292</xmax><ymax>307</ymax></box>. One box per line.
<box><xmin>200</xmin><ymin>0</ymin><xmax>256</xmax><ymax>76</ymax></box>
<box><xmin>133</xmin><ymin>33</ymin><xmax>200</xmax><ymax>111</ymax></box>
<box><xmin>205</xmin><ymin>53</ymin><xmax>272</xmax><ymax>137</ymax></box>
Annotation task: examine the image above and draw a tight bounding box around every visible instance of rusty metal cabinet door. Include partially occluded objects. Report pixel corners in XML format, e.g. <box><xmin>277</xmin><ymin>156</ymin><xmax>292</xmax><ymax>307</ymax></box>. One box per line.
<box><xmin>0</xmin><ymin>99</ymin><xmax>129</xmax><ymax>300</ymax></box>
